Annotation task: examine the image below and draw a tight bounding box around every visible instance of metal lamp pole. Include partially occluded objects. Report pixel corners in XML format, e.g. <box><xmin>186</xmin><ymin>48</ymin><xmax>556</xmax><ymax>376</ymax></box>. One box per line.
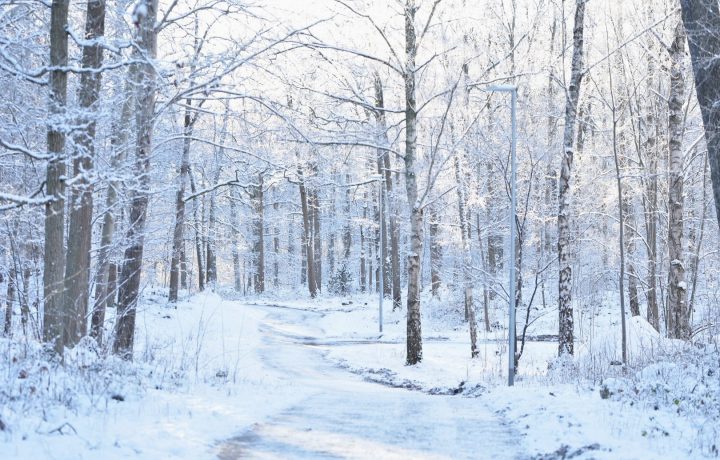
<box><xmin>487</xmin><ymin>85</ymin><xmax>518</xmax><ymax>386</ymax></box>
<box><xmin>378</xmin><ymin>176</ymin><xmax>384</xmax><ymax>334</ymax></box>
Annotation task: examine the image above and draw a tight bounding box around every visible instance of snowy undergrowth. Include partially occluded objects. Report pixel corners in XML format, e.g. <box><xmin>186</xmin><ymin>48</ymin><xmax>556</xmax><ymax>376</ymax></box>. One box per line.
<box><xmin>0</xmin><ymin>290</ymin><xmax>306</xmax><ymax>459</ymax></box>
<box><xmin>597</xmin><ymin>344</ymin><xmax>720</xmax><ymax>457</ymax></box>
<box><xmin>273</xmin><ymin>289</ymin><xmax>720</xmax><ymax>459</ymax></box>
<box><xmin>0</xmin><ymin>335</ymin><xmax>156</xmax><ymax>439</ymax></box>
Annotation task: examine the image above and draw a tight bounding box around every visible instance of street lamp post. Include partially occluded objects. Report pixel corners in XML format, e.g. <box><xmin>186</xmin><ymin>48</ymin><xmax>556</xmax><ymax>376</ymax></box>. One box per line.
<box><xmin>487</xmin><ymin>85</ymin><xmax>518</xmax><ymax>387</ymax></box>
<box><xmin>378</xmin><ymin>176</ymin><xmax>384</xmax><ymax>334</ymax></box>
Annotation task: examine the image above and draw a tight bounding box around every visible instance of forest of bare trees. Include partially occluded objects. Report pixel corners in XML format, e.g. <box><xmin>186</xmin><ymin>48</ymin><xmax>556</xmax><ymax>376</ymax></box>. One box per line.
<box><xmin>2</xmin><ymin>0</ymin><xmax>720</xmax><ymax>372</ymax></box>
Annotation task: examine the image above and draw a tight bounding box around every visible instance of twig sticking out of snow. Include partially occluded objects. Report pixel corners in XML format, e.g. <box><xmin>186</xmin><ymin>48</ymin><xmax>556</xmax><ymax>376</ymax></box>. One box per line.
<box><xmin>47</xmin><ymin>422</ymin><xmax>78</xmax><ymax>436</ymax></box>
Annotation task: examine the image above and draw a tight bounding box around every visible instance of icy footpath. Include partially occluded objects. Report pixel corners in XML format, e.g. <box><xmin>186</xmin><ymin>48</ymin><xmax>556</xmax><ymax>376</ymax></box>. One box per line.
<box><xmin>216</xmin><ymin>301</ymin><xmax>522</xmax><ymax>460</ymax></box>
<box><xmin>276</xmin><ymin>297</ymin><xmax>718</xmax><ymax>460</ymax></box>
<box><xmin>1</xmin><ymin>292</ymin><xmax>309</xmax><ymax>459</ymax></box>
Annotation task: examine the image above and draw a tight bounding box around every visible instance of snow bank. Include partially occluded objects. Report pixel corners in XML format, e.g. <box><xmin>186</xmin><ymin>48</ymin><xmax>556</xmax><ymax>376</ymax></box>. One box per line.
<box><xmin>0</xmin><ymin>290</ymin><xmax>308</xmax><ymax>459</ymax></box>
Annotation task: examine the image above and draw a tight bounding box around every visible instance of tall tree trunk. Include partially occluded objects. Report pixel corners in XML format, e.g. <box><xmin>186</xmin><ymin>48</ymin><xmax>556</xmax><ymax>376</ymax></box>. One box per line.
<box><xmin>105</xmin><ymin>263</ymin><xmax>117</xmax><ymax>312</ymax></box>
<box><xmin>680</xmin><ymin>0</ymin><xmax>720</xmax><ymax>235</ymax></box>
<box><xmin>169</xmin><ymin>102</ymin><xmax>193</xmax><ymax>302</ymax></box>
<box><xmin>622</xmin><ymin>192</ymin><xmax>641</xmax><ymax>317</ymax></box>
<box><xmin>206</xmin><ymin>91</ymin><xmax>225</xmax><ymax>290</ymax></box>
<box><xmin>454</xmin><ymin>154</ymin><xmax>478</xmax><ymax>357</ymax></box>
<box><xmin>374</xmin><ymin>181</ymin><xmax>386</xmax><ymax>295</ymax></box>
<box><xmin>373</xmin><ymin>74</ymin><xmax>401</xmax><ymax>307</ymax></box>
<box><xmin>273</xmin><ymin>200</ymin><xmax>280</xmax><ymax>288</ymax></box>
<box><xmin>375</xmin><ymin>72</ymin><xmax>402</xmax><ymax>310</ymax></box>
<box><xmin>428</xmin><ymin>205</ymin><xmax>442</xmax><ymax>297</ymax></box>
<box><xmin>288</xmin><ymin>215</ymin><xmax>297</xmax><ymax>286</ymax></box>
<box><xmin>557</xmin><ymin>0</ymin><xmax>587</xmax><ymax>356</ymax></box>
<box><xmin>201</xmin><ymin>196</ymin><xmax>208</xmax><ymax>283</ymax></box>
<box><xmin>486</xmin><ymin>164</ymin><xmax>503</xmax><ymax>277</ymax></box>
<box><xmin>63</xmin><ymin>0</ymin><xmax>106</xmax><ymax>348</ymax></box>
<box><xmin>300</xmin><ymin>223</ymin><xmax>307</xmax><ymax>286</ymax></box>
<box><xmin>644</xmin><ymin>156</ymin><xmax>659</xmax><ymax>330</ymax></box>
<box><xmin>360</xmin><ymin>196</ymin><xmax>367</xmax><ymax>292</ymax></box>
<box><xmin>544</xmin><ymin>11</ymin><xmax>558</xmax><ymax>258</ymax></box>
<box><xmin>368</xmin><ymin>228</ymin><xmax>374</xmax><ymax>290</ymax></box>
<box><xmin>43</xmin><ymin>0</ymin><xmax>71</xmax><ymax>355</ymax></box>
<box><xmin>253</xmin><ymin>176</ymin><xmax>265</xmax><ymax>293</ymax></box>
<box><xmin>404</xmin><ymin>0</ymin><xmax>423</xmax><ymax>365</ymax></box>
<box><xmin>21</xmin><ymin>263</ymin><xmax>31</xmax><ymax>338</ymax></box>
<box><xmin>4</xmin><ymin>266</ymin><xmax>15</xmax><ymax>336</ymax></box>
<box><xmin>243</xmin><ymin>260</ymin><xmax>249</xmax><ymax>294</ymax></box>
<box><xmin>476</xmin><ymin>213</ymin><xmax>492</xmax><ymax>332</ymax></box>
<box><xmin>642</xmin><ymin>33</ymin><xmax>660</xmax><ymax>331</ymax></box>
<box><xmin>113</xmin><ymin>0</ymin><xmax>158</xmax><ymax>359</ymax></box>
<box><xmin>387</xmin><ymin>162</ymin><xmax>401</xmax><ymax>309</ymax></box>
<box><xmin>667</xmin><ymin>21</ymin><xmax>689</xmax><ymax>339</ymax></box>
<box><xmin>6</xmin><ymin>227</ymin><xmax>22</xmax><ymax>337</ymax></box>
<box><xmin>609</xmin><ymin>62</ymin><xmax>628</xmax><ymax>364</ymax></box>
<box><xmin>299</xmin><ymin>173</ymin><xmax>317</xmax><ymax>297</ymax></box>
<box><xmin>91</xmin><ymin>67</ymin><xmax>134</xmax><ymax>342</ymax></box>
<box><xmin>342</xmin><ymin>174</ymin><xmax>352</xmax><ymax>261</ymax></box>
<box><xmin>230</xmin><ymin>186</ymin><xmax>242</xmax><ymax>292</ymax></box>
<box><xmin>3</xmin><ymin>230</ymin><xmax>19</xmax><ymax>337</ymax></box>
<box><xmin>205</xmin><ymin>167</ymin><xmax>220</xmax><ymax>288</ymax></box>
<box><xmin>311</xmin><ymin>188</ymin><xmax>322</xmax><ymax>291</ymax></box>
<box><xmin>688</xmin><ymin>155</ymin><xmax>708</xmax><ymax>317</ymax></box>
<box><xmin>328</xmin><ymin>181</ymin><xmax>336</xmax><ymax>278</ymax></box>
<box><xmin>189</xmin><ymin>169</ymin><xmax>205</xmax><ymax>292</ymax></box>
<box><xmin>180</xmin><ymin>249</ymin><xmax>188</xmax><ymax>289</ymax></box>
<box><xmin>614</xmin><ymin>24</ymin><xmax>639</xmax><ymax>319</ymax></box>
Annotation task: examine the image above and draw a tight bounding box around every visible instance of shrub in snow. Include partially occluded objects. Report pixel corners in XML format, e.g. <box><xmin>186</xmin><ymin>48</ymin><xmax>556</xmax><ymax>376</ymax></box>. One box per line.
<box><xmin>0</xmin><ymin>333</ymin><xmax>176</xmax><ymax>435</ymax></box>
<box><xmin>424</xmin><ymin>285</ymin><xmax>467</xmax><ymax>328</ymax></box>
<box><xmin>546</xmin><ymin>353</ymin><xmax>579</xmax><ymax>383</ymax></box>
<box><xmin>598</xmin><ymin>344</ymin><xmax>720</xmax><ymax>455</ymax></box>
<box><xmin>328</xmin><ymin>264</ymin><xmax>353</xmax><ymax>296</ymax></box>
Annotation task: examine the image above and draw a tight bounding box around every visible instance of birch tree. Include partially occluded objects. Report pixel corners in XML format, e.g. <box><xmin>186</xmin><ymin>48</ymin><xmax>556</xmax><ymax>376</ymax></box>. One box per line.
<box><xmin>557</xmin><ymin>0</ymin><xmax>587</xmax><ymax>356</ymax></box>
<box><xmin>666</xmin><ymin>20</ymin><xmax>689</xmax><ymax>339</ymax></box>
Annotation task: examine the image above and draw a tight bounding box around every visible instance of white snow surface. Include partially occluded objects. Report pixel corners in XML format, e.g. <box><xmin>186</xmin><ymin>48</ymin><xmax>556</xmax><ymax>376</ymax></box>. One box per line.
<box><xmin>1</xmin><ymin>291</ymin><xmax>718</xmax><ymax>459</ymax></box>
<box><xmin>1</xmin><ymin>292</ymin><xmax>309</xmax><ymax>459</ymax></box>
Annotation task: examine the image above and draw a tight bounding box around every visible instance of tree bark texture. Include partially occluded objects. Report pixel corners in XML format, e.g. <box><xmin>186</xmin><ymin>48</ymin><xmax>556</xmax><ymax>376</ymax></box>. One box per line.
<box><xmin>63</xmin><ymin>0</ymin><xmax>106</xmax><ymax>348</ymax></box>
<box><xmin>230</xmin><ymin>186</ymin><xmax>242</xmax><ymax>292</ymax></box>
<box><xmin>454</xmin><ymin>154</ymin><xmax>478</xmax><ymax>357</ymax></box>
<box><xmin>113</xmin><ymin>0</ymin><xmax>158</xmax><ymax>359</ymax></box>
<box><xmin>557</xmin><ymin>0</ymin><xmax>586</xmax><ymax>356</ymax></box>
<box><xmin>311</xmin><ymin>188</ymin><xmax>322</xmax><ymax>291</ymax></box>
<box><xmin>253</xmin><ymin>176</ymin><xmax>265</xmax><ymax>293</ymax></box>
<box><xmin>680</xmin><ymin>0</ymin><xmax>720</xmax><ymax>238</ymax></box>
<box><xmin>667</xmin><ymin>21</ymin><xmax>689</xmax><ymax>339</ymax></box>
<box><xmin>91</xmin><ymin>67</ymin><xmax>134</xmax><ymax>344</ymax></box>
<box><xmin>428</xmin><ymin>206</ymin><xmax>441</xmax><ymax>297</ymax></box>
<box><xmin>299</xmin><ymin>173</ymin><xmax>317</xmax><ymax>297</ymax></box>
<box><xmin>169</xmin><ymin>101</ymin><xmax>193</xmax><ymax>302</ymax></box>
<box><xmin>404</xmin><ymin>0</ymin><xmax>423</xmax><ymax>365</ymax></box>
<box><xmin>43</xmin><ymin>0</ymin><xmax>70</xmax><ymax>355</ymax></box>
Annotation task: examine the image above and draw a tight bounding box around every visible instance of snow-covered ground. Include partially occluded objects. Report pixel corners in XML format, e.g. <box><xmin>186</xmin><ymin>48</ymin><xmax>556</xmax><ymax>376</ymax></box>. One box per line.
<box><xmin>1</xmin><ymin>290</ymin><xmax>718</xmax><ymax>459</ymax></box>
<box><xmin>1</xmin><ymin>292</ymin><xmax>310</xmax><ymax>459</ymax></box>
<box><xmin>249</xmin><ymin>294</ymin><xmax>719</xmax><ymax>459</ymax></box>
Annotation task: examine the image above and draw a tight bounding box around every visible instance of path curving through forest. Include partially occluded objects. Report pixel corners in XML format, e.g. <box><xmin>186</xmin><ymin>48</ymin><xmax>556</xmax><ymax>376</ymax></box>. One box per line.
<box><xmin>216</xmin><ymin>304</ymin><xmax>523</xmax><ymax>460</ymax></box>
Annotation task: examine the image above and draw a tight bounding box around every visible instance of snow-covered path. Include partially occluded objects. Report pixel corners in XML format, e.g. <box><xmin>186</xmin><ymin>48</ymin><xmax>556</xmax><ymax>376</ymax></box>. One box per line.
<box><xmin>217</xmin><ymin>304</ymin><xmax>523</xmax><ymax>460</ymax></box>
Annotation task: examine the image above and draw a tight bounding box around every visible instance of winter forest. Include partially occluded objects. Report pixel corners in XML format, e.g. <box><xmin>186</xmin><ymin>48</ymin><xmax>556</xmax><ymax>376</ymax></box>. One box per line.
<box><xmin>2</xmin><ymin>0</ymin><xmax>720</xmax><ymax>458</ymax></box>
